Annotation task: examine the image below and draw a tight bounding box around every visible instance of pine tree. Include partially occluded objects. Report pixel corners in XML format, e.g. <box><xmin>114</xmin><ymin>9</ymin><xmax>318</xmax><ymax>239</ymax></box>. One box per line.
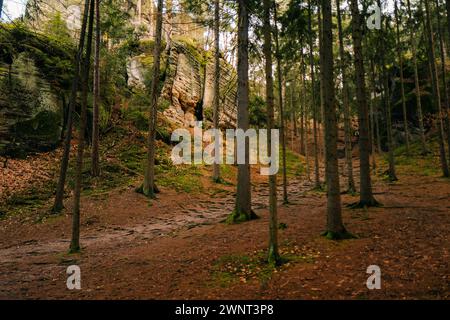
<box><xmin>263</xmin><ymin>0</ymin><xmax>280</xmax><ymax>264</ymax></box>
<box><xmin>143</xmin><ymin>0</ymin><xmax>164</xmax><ymax>197</ymax></box>
<box><xmin>350</xmin><ymin>0</ymin><xmax>379</xmax><ymax>206</ymax></box>
<box><xmin>52</xmin><ymin>0</ymin><xmax>91</xmax><ymax>213</ymax></box>
<box><xmin>70</xmin><ymin>0</ymin><xmax>95</xmax><ymax>253</ymax></box>
<box><xmin>91</xmin><ymin>0</ymin><xmax>101</xmax><ymax>177</ymax></box>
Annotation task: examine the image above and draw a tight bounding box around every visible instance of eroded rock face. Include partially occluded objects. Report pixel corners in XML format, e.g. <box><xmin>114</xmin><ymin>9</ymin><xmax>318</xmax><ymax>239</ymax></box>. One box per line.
<box><xmin>0</xmin><ymin>54</ymin><xmax>62</xmax><ymax>156</ymax></box>
<box><xmin>127</xmin><ymin>56</ymin><xmax>146</xmax><ymax>89</ymax></box>
<box><xmin>127</xmin><ymin>41</ymin><xmax>237</xmax><ymax>128</ymax></box>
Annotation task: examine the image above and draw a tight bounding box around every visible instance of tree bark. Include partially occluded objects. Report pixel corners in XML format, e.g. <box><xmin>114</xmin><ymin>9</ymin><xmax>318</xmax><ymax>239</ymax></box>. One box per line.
<box><xmin>406</xmin><ymin>0</ymin><xmax>428</xmax><ymax>154</ymax></box>
<box><xmin>434</xmin><ymin>0</ymin><xmax>450</xmax><ymax>166</ymax></box>
<box><xmin>212</xmin><ymin>0</ymin><xmax>221</xmax><ymax>182</ymax></box>
<box><xmin>143</xmin><ymin>0</ymin><xmax>164</xmax><ymax>197</ymax></box>
<box><xmin>52</xmin><ymin>0</ymin><xmax>91</xmax><ymax>213</ymax></box>
<box><xmin>70</xmin><ymin>0</ymin><xmax>95</xmax><ymax>253</ymax></box>
<box><xmin>230</xmin><ymin>0</ymin><xmax>253</xmax><ymax>222</ymax></box>
<box><xmin>369</xmin><ymin>58</ymin><xmax>377</xmax><ymax>171</ymax></box>
<box><xmin>307</xmin><ymin>0</ymin><xmax>321</xmax><ymax>189</ymax></box>
<box><xmin>336</xmin><ymin>0</ymin><xmax>356</xmax><ymax>193</ymax></box>
<box><xmin>263</xmin><ymin>0</ymin><xmax>280</xmax><ymax>264</ymax></box>
<box><xmin>394</xmin><ymin>0</ymin><xmax>410</xmax><ymax>154</ymax></box>
<box><xmin>377</xmin><ymin>0</ymin><xmax>398</xmax><ymax>182</ymax></box>
<box><xmin>273</xmin><ymin>3</ymin><xmax>288</xmax><ymax>204</ymax></box>
<box><xmin>350</xmin><ymin>0</ymin><xmax>378</xmax><ymax>206</ymax></box>
<box><xmin>301</xmin><ymin>59</ymin><xmax>311</xmax><ymax>181</ymax></box>
<box><xmin>321</xmin><ymin>0</ymin><xmax>348</xmax><ymax>238</ymax></box>
<box><xmin>91</xmin><ymin>0</ymin><xmax>100</xmax><ymax>177</ymax></box>
<box><xmin>424</xmin><ymin>0</ymin><xmax>450</xmax><ymax>177</ymax></box>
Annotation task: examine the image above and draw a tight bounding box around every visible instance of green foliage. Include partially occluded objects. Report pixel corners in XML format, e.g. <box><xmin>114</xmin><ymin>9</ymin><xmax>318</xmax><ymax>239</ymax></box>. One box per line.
<box><xmin>0</xmin><ymin>23</ymin><xmax>75</xmax><ymax>89</ymax></box>
<box><xmin>124</xmin><ymin>109</ymin><xmax>149</xmax><ymax>131</ymax></box>
<box><xmin>284</xmin><ymin>149</ymin><xmax>305</xmax><ymax>178</ymax></box>
<box><xmin>44</xmin><ymin>13</ymin><xmax>73</xmax><ymax>45</ymax></box>
<box><xmin>249</xmin><ymin>94</ymin><xmax>267</xmax><ymax>127</ymax></box>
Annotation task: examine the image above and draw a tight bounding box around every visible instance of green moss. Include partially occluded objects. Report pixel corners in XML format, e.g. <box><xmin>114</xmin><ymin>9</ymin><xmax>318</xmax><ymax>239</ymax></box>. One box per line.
<box><xmin>226</xmin><ymin>209</ymin><xmax>258</xmax><ymax>224</ymax></box>
<box><xmin>321</xmin><ymin>229</ymin><xmax>357</xmax><ymax>240</ymax></box>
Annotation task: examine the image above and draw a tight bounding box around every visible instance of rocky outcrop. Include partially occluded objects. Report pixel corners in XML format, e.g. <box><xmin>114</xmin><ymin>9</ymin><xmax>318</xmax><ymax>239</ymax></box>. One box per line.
<box><xmin>0</xmin><ymin>54</ymin><xmax>63</xmax><ymax>156</ymax></box>
<box><xmin>127</xmin><ymin>40</ymin><xmax>237</xmax><ymax>128</ymax></box>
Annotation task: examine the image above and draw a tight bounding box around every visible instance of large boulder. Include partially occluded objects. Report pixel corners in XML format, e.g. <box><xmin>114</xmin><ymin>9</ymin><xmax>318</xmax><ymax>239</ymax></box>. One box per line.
<box><xmin>0</xmin><ymin>53</ymin><xmax>62</xmax><ymax>157</ymax></box>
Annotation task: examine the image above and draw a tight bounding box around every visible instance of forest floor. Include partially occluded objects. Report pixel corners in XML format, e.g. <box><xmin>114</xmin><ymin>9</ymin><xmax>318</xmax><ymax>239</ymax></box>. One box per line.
<box><xmin>0</xmin><ymin>130</ymin><xmax>449</xmax><ymax>299</ymax></box>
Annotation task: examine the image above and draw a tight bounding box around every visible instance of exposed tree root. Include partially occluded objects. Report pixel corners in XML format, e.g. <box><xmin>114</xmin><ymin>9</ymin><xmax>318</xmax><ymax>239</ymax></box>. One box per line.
<box><xmin>226</xmin><ymin>209</ymin><xmax>259</xmax><ymax>224</ymax></box>
<box><xmin>135</xmin><ymin>183</ymin><xmax>161</xmax><ymax>198</ymax></box>
<box><xmin>347</xmin><ymin>198</ymin><xmax>382</xmax><ymax>209</ymax></box>
<box><xmin>321</xmin><ymin>229</ymin><xmax>357</xmax><ymax>240</ymax></box>
<box><xmin>212</xmin><ymin>176</ymin><xmax>225</xmax><ymax>184</ymax></box>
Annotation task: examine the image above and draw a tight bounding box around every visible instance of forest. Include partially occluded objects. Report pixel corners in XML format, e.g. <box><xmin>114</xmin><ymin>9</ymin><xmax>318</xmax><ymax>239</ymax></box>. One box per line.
<box><xmin>0</xmin><ymin>0</ymin><xmax>449</xmax><ymax>301</ymax></box>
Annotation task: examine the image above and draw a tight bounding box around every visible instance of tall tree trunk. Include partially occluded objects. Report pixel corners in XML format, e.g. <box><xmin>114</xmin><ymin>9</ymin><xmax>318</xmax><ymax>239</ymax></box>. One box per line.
<box><xmin>307</xmin><ymin>0</ymin><xmax>321</xmax><ymax>189</ymax></box>
<box><xmin>447</xmin><ymin>0</ymin><xmax>450</xmax><ymax>44</ymax></box>
<box><xmin>301</xmin><ymin>55</ymin><xmax>311</xmax><ymax>180</ymax></box>
<box><xmin>394</xmin><ymin>0</ymin><xmax>410</xmax><ymax>154</ymax></box>
<box><xmin>336</xmin><ymin>0</ymin><xmax>355</xmax><ymax>193</ymax></box>
<box><xmin>91</xmin><ymin>0</ymin><xmax>100</xmax><ymax>177</ymax></box>
<box><xmin>370</xmin><ymin>58</ymin><xmax>382</xmax><ymax>155</ymax></box>
<box><xmin>406</xmin><ymin>0</ymin><xmax>428</xmax><ymax>154</ymax></box>
<box><xmin>52</xmin><ymin>0</ymin><xmax>90</xmax><ymax>213</ymax></box>
<box><xmin>212</xmin><ymin>0</ymin><xmax>221</xmax><ymax>182</ymax></box>
<box><xmin>230</xmin><ymin>0</ymin><xmax>253</xmax><ymax>222</ymax></box>
<box><xmin>273</xmin><ymin>3</ymin><xmax>288</xmax><ymax>204</ymax></box>
<box><xmin>424</xmin><ymin>0</ymin><xmax>450</xmax><ymax>177</ymax></box>
<box><xmin>300</xmin><ymin>86</ymin><xmax>305</xmax><ymax>156</ymax></box>
<box><xmin>318</xmin><ymin>4</ymin><xmax>326</xmax><ymax>167</ymax></box>
<box><xmin>369</xmin><ymin>58</ymin><xmax>377</xmax><ymax>171</ymax></box>
<box><xmin>350</xmin><ymin>0</ymin><xmax>378</xmax><ymax>206</ymax></box>
<box><xmin>70</xmin><ymin>0</ymin><xmax>95</xmax><ymax>253</ymax></box>
<box><xmin>383</xmin><ymin>66</ymin><xmax>398</xmax><ymax>181</ymax></box>
<box><xmin>321</xmin><ymin>0</ymin><xmax>348</xmax><ymax>239</ymax></box>
<box><xmin>263</xmin><ymin>0</ymin><xmax>280</xmax><ymax>264</ymax></box>
<box><xmin>434</xmin><ymin>0</ymin><xmax>450</xmax><ymax>166</ymax></box>
<box><xmin>143</xmin><ymin>0</ymin><xmax>164</xmax><ymax>197</ymax></box>
<box><xmin>378</xmin><ymin>0</ymin><xmax>398</xmax><ymax>182</ymax></box>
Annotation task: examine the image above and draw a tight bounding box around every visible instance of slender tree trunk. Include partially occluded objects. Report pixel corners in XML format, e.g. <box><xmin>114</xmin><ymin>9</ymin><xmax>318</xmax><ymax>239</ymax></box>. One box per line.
<box><xmin>301</xmin><ymin>55</ymin><xmax>311</xmax><ymax>180</ymax></box>
<box><xmin>370</xmin><ymin>59</ymin><xmax>382</xmax><ymax>155</ymax></box>
<box><xmin>350</xmin><ymin>0</ymin><xmax>378</xmax><ymax>206</ymax></box>
<box><xmin>318</xmin><ymin>4</ymin><xmax>326</xmax><ymax>168</ymax></box>
<box><xmin>336</xmin><ymin>0</ymin><xmax>355</xmax><ymax>193</ymax></box>
<box><xmin>321</xmin><ymin>0</ymin><xmax>348</xmax><ymax>238</ymax></box>
<box><xmin>91</xmin><ymin>0</ymin><xmax>100</xmax><ymax>177</ymax></box>
<box><xmin>70</xmin><ymin>0</ymin><xmax>95</xmax><ymax>253</ymax></box>
<box><xmin>394</xmin><ymin>0</ymin><xmax>410</xmax><ymax>154</ymax></box>
<box><xmin>212</xmin><ymin>0</ymin><xmax>221</xmax><ymax>182</ymax></box>
<box><xmin>143</xmin><ymin>0</ymin><xmax>164</xmax><ymax>197</ymax></box>
<box><xmin>434</xmin><ymin>0</ymin><xmax>450</xmax><ymax>166</ymax></box>
<box><xmin>273</xmin><ymin>3</ymin><xmax>288</xmax><ymax>204</ymax></box>
<box><xmin>300</xmin><ymin>90</ymin><xmax>305</xmax><ymax>155</ymax></box>
<box><xmin>424</xmin><ymin>0</ymin><xmax>450</xmax><ymax>177</ymax></box>
<box><xmin>230</xmin><ymin>0</ymin><xmax>253</xmax><ymax>222</ymax></box>
<box><xmin>307</xmin><ymin>0</ymin><xmax>321</xmax><ymax>189</ymax></box>
<box><xmin>406</xmin><ymin>0</ymin><xmax>428</xmax><ymax>154</ymax></box>
<box><xmin>378</xmin><ymin>0</ymin><xmax>398</xmax><ymax>182</ymax></box>
<box><xmin>52</xmin><ymin>0</ymin><xmax>90</xmax><ymax>213</ymax></box>
<box><xmin>369</xmin><ymin>58</ymin><xmax>377</xmax><ymax>171</ymax></box>
<box><xmin>263</xmin><ymin>0</ymin><xmax>280</xmax><ymax>264</ymax></box>
<box><xmin>383</xmin><ymin>67</ymin><xmax>398</xmax><ymax>181</ymax></box>
<box><xmin>447</xmin><ymin>0</ymin><xmax>450</xmax><ymax>45</ymax></box>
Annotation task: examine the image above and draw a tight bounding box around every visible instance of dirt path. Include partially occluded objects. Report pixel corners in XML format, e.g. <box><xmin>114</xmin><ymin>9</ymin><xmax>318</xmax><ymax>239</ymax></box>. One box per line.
<box><xmin>0</xmin><ymin>166</ymin><xmax>448</xmax><ymax>299</ymax></box>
